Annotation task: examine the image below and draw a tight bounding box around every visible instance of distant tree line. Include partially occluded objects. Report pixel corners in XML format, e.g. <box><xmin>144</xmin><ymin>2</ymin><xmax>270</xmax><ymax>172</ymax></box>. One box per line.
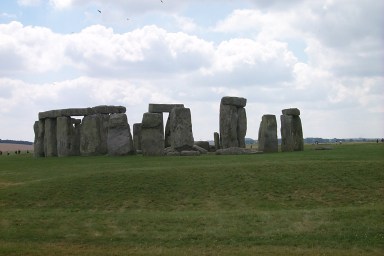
<box><xmin>0</xmin><ymin>139</ymin><xmax>33</xmax><ymax>145</ymax></box>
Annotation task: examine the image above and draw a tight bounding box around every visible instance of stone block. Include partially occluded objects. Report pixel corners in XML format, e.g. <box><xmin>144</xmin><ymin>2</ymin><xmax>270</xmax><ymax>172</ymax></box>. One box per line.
<box><xmin>148</xmin><ymin>104</ymin><xmax>184</xmax><ymax>113</ymax></box>
<box><xmin>221</xmin><ymin>96</ymin><xmax>247</xmax><ymax>107</ymax></box>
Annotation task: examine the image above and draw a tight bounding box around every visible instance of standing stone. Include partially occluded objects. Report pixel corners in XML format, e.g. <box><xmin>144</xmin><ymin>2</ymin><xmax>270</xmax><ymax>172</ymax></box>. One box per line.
<box><xmin>33</xmin><ymin>120</ymin><xmax>45</xmax><ymax>157</ymax></box>
<box><xmin>237</xmin><ymin>108</ymin><xmax>247</xmax><ymax>148</ymax></box>
<box><xmin>169</xmin><ymin>107</ymin><xmax>194</xmax><ymax>151</ymax></box>
<box><xmin>220</xmin><ymin>104</ymin><xmax>239</xmax><ymax>148</ymax></box>
<box><xmin>107</xmin><ymin>113</ymin><xmax>135</xmax><ymax>156</ymax></box>
<box><xmin>44</xmin><ymin>118</ymin><xmax>57</xmax><ymax>157</ymax></box>
<box><xmin>280</xmin><ymin>108</ymin><xmax>304</xmax><ymax>152</ymax></box>
<box><xmin>133</xmin><ymin>123</ymin><xmax>142</xmax><ymax>151</ymax></box>
<box><xmin>164</xmin><ymin>115</ymin><xmax>172</xmax><ymax>148</ymax></box>
<box><xmin>141</xmin><ymin>112</ymin><xmax>164</xmax><ymax>156</ymax></box>
<box><xmin>57</xmin><ymin>116</ymin><xmax>72</xmax><ymax>157</ymax></box>
<box><xmin>219</xmin><ymin>96</ymin><xmax>247</xmax><ymax>149</ymax></box>
<box><xmin>214</xmin><ymin>132</ymin><xmax>220</xmax><ymax>150</ymax></box>
<box><xmin>80</xmin><ymin>114</ymin><xmax>109</xmax><ymax>156</ymax></box>
<box><xmin>258</xmin><ymin>115</ymin><xmax>278</xmax><ymax>153</ymax></box>
<box><xmin>70</xmin><ymin>119</ymin><xmax>81</xmax><ymax>156</ymax></box>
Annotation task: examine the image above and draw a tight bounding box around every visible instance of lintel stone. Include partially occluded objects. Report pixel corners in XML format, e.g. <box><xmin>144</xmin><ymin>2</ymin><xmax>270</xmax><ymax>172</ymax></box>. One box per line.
<box><xmin>282</xmin><ymin>108</ymin><xmax>300</xmax><ymax>116</ymax></box>
<box><xmin>148</xmin><ymin>104</ymin><xmax>184</xmax><ymax>113</ymax></box>
<box><xmin>39</xmin><ymin>105</ymin><xmax>126</xmax><ymax>119</ymax></box>
<box><xmin>220</xmin><ymin>96</ymin><xmax>247</xmax><ymax>107</ymax></box>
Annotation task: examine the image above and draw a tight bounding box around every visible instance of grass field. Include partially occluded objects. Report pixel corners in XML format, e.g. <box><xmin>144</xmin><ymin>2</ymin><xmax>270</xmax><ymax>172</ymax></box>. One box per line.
<box><xmin>0</xmin><ymin>143</ymin><xmax>383</xmax><ymax>255</ymax></box>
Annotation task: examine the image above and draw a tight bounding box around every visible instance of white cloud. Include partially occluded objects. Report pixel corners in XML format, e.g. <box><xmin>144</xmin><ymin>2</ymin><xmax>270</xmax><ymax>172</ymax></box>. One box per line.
<box><xmin>49</xmin><ymin>0</ymin><xmax>73</xmax><ymax>9</ymax></box>
<box><xmin>17</xmin><ymin>0</ymin><xmax>41</xmax><ymax>6</ymax></box>
<box><xmin>1</xmin><ymin>0</ymin><xmax>383</xmax><ymax>140</ymax></box>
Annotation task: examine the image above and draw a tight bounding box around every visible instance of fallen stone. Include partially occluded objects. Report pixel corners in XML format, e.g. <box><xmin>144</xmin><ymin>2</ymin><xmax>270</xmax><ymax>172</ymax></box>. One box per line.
<box><xmin>193</xmin><ymin>145</ymin><xmax>208</xmax><ymax>154</ymax></box>
<box><xmin>194</xmin><ymin>141</ymin><xmax>210</xmax><ymax>151</ymax></box>
<box><xmin>180</xmin><ymin>150</ymin><xmax>200</xmax><ymax>156</ymax></box>
<box><xmin>215</xmin><ymin>147</ymin><xmax>254</xmax><ymax>155</ymax></box>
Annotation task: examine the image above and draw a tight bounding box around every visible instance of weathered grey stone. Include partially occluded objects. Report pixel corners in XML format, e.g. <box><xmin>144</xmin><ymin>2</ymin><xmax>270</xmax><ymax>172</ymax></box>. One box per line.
<box><xmin>56</xmin><ymin>116</ymin><xmax>72</xmax><ymax>157</ymax></box>
<box><xmin>215</xmin><ymin>147</ymin><xmax>254</xmax><ymax>155</ymax></box>
<box><xmin>282</xmin><ymin>108</ymin><xmax>300</xmax><ymax>116</ymax></box>
<box><xmin>70</xmin><ymin>119</ymin><xmax>81</xmax><ymax>156</ymax></box>
<box><xmin>221</xmin><ymin>96</ymin><xmax>247</xmax><ymax>107</ymax></box>
<box><xmin>142</xmin><ymin>112</ymin><xmax>163</xmax><ymax>128</ymax></box>
<box><xmin>214</xmin><ymin>132</ymin><xmax>220</xmax><ymax>150</ymax></box>
<box><xmin>237</xmin><ymin>107</ymin><xmax>247</xmax><ymax>148</ymax></box>
<box><xmin>148</xmin><ymin>104</ymin><xmax>184</xmax><ymax>113</ymax></box>
<box><xmin>80</xmin><ymin>114</ymin><xmax>109</xmax><ymax>156</ymax></box>
<box><xmin>258</xmin><ymin>115</ymin><xmax>278</xmax><ymax>153</ymax></box>
<box><xmin>180</xmin><ymin>150</ymin><xmax>200</xmax><ymax>156</ymax></box>
<box><xmin>38</xmin><ymin>105</ymin><xmax>126</xmax><ymax>119</ymax></box>
<box><xmin>193</xmin><ymin>145</ymin><xmax>208</xmax><ymax>154</ymax></box>
<box><xmin>280</xmin><ymin>114</ymin><xmax>304</xmax><ymax>152</ymax></box>
<box><xmin>133</xmin><ymin>123</ymin><xmax>142</xmax><ymax>151</ymax></box>
<box><xmin>141</xmin><ymin>112</ymin><xmax>164</xmax><ymax>156</ymax></box>
<box><xmin>56</xmin><ymin>117</ymin><xmax>80</xmax><ymax>157</ymax></box>
<box><xmin>164</xmin><ymin>147</ymin><xmax>180</xmax><ymax>156</ymax></box>
<box><xmin>194</xmin><ymin>141</ymin><xmax>210</xmax><ymax>151</ymax></box>
<box><xmin>107</xmin><ymin>113</ymin><xmax>135</xmax><ymax>156</ymax></box>
<box><xmin>169</xmin><ymin>107</ymin><xmax>194</xmax><ymax>151</ymax></box>
<box><xmin>44</xmin><ymin>118</ymin><xmax>57</xmax><ymax>157</ymax></box>
<box><xmin>220</xmin><ymin>103</ymin><xmax>239</xmax><ymax>148</ymax></box>
<box><xmin>164</xmin><ymin>115</ymin><xmax>171</xmax><ymax>148</ymax></box>
<box><xmin>33</xmin><ymin>120</ymin><xmax>45</xmax><ymax>157</ymax></box>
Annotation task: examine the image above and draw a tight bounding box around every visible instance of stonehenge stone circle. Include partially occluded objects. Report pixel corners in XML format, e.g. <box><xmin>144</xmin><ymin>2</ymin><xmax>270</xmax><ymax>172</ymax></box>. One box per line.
<box><xmin>107</xmin><ymin>113</ymin><xmax>135</xmax><ymax>156</ymax></box>
<box><xmin>34</xmin><ymin>102</ymin><xmax>305</xmax><ymax>158</ymax></box>
<box><xmin>258</xmin><ymin>114</ymin><xmax>278</xmax><ymax>153</ymax></box>
<box><xmin>219</xmin><ymin>96</ymin><xmax>247</xmax><ymax>149</ymax></box>
<box><xmin>141</xmin><ymin>112</ymin><xmax>165</xmax><ymax>156</ymax></box>
<box><xmin>280</xmin><ymin>108</ymin><xmax>304</xmax><ymax>152</ymax></box>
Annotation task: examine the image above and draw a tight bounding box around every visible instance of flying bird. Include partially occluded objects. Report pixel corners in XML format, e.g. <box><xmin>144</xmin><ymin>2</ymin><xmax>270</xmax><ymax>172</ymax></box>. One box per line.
<box><xmin>97</xmin><ymin>9</ymin><xmax>101</xmax><ymax>13</ymax></box>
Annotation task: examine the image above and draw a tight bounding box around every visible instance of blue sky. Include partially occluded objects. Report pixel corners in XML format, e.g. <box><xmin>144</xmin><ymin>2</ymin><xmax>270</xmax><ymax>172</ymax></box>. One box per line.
<box><xmin>1</xmin><ymin>0</ymin><xmax>383</xmax><ymax>141</ymax></box>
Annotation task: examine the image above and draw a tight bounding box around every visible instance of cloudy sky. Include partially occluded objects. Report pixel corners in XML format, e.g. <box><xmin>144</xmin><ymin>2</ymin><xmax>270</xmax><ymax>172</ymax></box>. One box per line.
<box><xmin>1</xmin><ymin>0</ymin><xmax>383</xmax><ymax>141</ymax></box>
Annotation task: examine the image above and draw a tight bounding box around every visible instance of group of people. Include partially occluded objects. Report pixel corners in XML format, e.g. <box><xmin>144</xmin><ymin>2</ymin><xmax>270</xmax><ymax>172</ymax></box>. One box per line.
<box><xmin>0</xmin><ymin>150</ymin><xmax>29</xmax><ymax>156</ymax></box>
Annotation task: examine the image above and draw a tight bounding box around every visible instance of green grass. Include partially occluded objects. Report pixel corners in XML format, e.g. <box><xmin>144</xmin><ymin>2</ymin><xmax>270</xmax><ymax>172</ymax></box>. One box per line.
<box><xmin>1</xmin><ymin>143</ymin><xmax>383</xmax><ymax>255</ymax></box>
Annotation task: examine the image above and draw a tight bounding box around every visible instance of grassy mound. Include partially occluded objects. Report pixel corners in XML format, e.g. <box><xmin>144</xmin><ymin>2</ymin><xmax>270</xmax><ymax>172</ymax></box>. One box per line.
<box><xmin>0</xmin><ymin>143</ymin><xmax>383</xmax><ymax>255</ymax></box>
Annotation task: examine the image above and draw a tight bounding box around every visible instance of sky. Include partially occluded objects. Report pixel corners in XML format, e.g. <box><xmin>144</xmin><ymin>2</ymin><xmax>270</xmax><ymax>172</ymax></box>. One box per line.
<box><xmin>0</xmin><ymin>0</ymin><xmax>383</xmax><ymax>142</ymax></box>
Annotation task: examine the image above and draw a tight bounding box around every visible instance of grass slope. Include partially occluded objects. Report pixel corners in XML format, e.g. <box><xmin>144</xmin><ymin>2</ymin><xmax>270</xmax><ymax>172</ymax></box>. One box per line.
<box><xmin>0</xmin><ymin>143</ymin><xmax>383</xmax><ymax>255</ymax></box>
